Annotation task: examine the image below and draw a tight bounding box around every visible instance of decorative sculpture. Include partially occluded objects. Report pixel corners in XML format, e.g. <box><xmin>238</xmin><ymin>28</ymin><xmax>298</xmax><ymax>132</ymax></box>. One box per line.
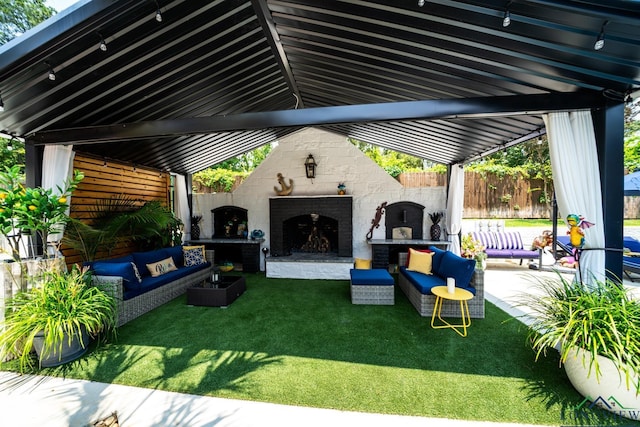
<box><xmin>274</xmin><ymin>172</ymin><xmax>294</xmax><ymax>196</ymax></box>
<box><xmin>565</xmin><ymin>213</ymin><xmax>594</xmax><ymax>282</ymax></box>
<box><xmin>366</xmin><ymin>201</ymin><xmax>387</xmax><ymax>240</ymax></box>
<box><xmin>566</xmin><ymin>213</ymin><xmax>594</xmax><ymax>253</ymax></box>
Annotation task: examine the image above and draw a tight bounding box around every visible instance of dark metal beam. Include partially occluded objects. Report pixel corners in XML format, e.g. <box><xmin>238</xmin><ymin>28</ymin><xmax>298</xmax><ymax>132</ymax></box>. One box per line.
<box><xmin>593</xmin><ymin>100</ymin><xmax>625</xmax><ymax>281</ymax></box>
<box><xmin>29</xmin><ymin>91</ymin><xmax>604</xmax><ymax>145</ymax></box>
<box><xmin>251</xmin><ymin>0</ymin><xmax>303</xmax><ymax>109</ymax></box>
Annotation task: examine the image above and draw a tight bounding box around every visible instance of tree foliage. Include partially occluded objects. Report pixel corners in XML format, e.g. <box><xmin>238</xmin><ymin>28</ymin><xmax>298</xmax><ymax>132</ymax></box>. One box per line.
<box><xmin>0</xmin><ymin>137</ymin><xmax>25</xmax><ymax>172</ymax></box>
<box><xmin>349</xmin><ymin>138</ymin><xmax>424</xmax><ymax>177</ymax></box>
<box><xmin>0</xmin><ymin>0</ymin><xmax>55</xmax><ymax>45</ymax></box>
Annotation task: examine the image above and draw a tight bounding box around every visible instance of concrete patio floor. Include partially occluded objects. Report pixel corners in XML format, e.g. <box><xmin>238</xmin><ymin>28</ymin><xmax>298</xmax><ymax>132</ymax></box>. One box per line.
<box><xmin>0</xmin><ymin>258</ymin><xmax>637</xmax><ymax>427</ymax></box>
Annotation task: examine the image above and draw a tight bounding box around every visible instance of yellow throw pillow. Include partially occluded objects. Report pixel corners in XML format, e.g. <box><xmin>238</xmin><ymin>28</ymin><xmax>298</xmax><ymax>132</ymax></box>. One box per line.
<box><xmin>354</xmin><ymin>258</ymin><xmax>372</xmax><ymax>269</ymax></box>
<box><xmin>407</xmin><ymin>248</ymin><xmax>433</xmax><ymax>275</ymax></box>
<box><xmin>146</xmin><ymin>257</ymin><xmax>178</xmax><ymax>277</ymax></box>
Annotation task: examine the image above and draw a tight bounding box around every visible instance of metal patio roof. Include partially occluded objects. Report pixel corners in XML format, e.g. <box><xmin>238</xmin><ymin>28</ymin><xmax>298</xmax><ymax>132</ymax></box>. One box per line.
<box><xmin>0</xmin><ymin>0</ymin><xmax>639</xmax><ymax>175</ymax></box>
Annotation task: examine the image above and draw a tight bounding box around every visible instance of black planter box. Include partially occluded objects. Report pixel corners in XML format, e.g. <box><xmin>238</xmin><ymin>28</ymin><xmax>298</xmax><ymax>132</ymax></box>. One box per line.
<box><xmin>186</xmin><ymin>275</ymin><xmax>246</xmax><ymax>307</ymax></box>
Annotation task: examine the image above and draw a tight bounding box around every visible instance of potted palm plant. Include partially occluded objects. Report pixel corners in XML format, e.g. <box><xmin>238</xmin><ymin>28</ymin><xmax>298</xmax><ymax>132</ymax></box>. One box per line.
<box><xmin>520</xmin><ymin>273</ymin><xmax>640</xmax><ymax>419</ymax></box>
<box><xmin>0</xmin><ymin>265</ymin><xmax>116</xmax><ymax>371</ymax></box>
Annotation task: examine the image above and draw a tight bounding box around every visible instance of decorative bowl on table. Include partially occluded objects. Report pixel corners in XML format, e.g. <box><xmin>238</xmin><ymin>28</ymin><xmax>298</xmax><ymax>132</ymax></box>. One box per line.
<box><xmin>219</xmin><ymin>265</ymin><xmax>234</xmax><ymax>272</ymax></box>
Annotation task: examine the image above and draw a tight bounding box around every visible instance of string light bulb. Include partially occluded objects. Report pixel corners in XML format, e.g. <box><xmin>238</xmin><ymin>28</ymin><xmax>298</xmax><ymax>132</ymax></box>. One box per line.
<box><xmin>502</xmin><ymin>9</ymin><xmax>511</xmax><ymax>27</ymax></box>
<box><xmin>45</xmin><ymin>62</ymin><xmax>56</xmax><ymax>81</ymax></box>
<box><xmin>418</xmin><ymin>0</ymin><xmax>425</xmax><ymax>7</ymax></box>
<box><xmin>155</xmin><ymin>1</ymin><xmax>163</xmax><ymax>22</ymax></box>
<box><xmin>99</xmin><ymin>35</ymin><xmax>107</xmax><ymax>51</ymax></box>
<box><xmin>594</xmin><ymin>21</ymin><xmax>608</xmax><ymax>50</ymax></box>
<box><xmin>0</xmin><ymin>93</ymin><xmax>4</xmax><ymax>112</ymax></box>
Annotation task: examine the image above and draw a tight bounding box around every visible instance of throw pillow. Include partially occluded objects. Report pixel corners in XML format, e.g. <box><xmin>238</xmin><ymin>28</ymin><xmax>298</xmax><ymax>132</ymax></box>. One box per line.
<box><xmin>183</xmin><ymin>245</ymin><xmax>206</xmax><ymax>267</ymax></box>
<box><xmin>405</xmin><ymin>248</ymin><xmax>432</xmax><ymax>267</ymax></box>
<box><xmin>146</xmin><ymin>257</ymin><xmax>178</xmax><ymax>277</ymax></box>
<box><xmin>354</xmin><ymin>258</ymin><xmax>372</xmax><ymax>269</ymax></box>
<box><xmin>407</xmin><ymin>248</ymin><xmax>434</xmax><ymax>275</ymax></box>
<box><xmin>438</xmin><ymin>251</ymin><xmax>476</xmax><ymax>289</ymax></box>
<box><xmin>428</xmin><ymin>245</ymin><xmax>447</xmax><ymax>274</ymax></box>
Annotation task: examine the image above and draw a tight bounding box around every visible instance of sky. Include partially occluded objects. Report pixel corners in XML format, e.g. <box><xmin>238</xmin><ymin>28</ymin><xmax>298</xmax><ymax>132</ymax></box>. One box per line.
<box><xmin>46</xmin><ymin>0</ymin><xmax>80</xmax><ymax>13</ymax></box>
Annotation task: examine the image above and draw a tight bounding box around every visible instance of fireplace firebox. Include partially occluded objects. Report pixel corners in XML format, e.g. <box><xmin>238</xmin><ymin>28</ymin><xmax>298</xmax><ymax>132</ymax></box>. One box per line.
<box><xmin>269</xmin><ymin>196</ymin><xmax>352</xmax><ymax>257</ymax></box>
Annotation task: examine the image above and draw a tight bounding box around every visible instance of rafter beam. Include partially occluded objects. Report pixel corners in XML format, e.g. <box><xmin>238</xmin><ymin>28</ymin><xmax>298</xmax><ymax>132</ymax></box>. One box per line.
<box><xmin>29</xmin><ymin>91</ymin><xmax>603</xmax><ymax>145</ymax></box>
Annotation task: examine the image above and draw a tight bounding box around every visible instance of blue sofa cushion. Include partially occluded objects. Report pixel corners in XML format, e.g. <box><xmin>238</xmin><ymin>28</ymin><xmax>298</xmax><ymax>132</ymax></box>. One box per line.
<box><xmin>133</xmin><ymin>249</ymin><xmax>170</xmax><ymax>277</ymax></box>
<box><xmin>92</xmin><ymin>260</ymin><xmax>142</xmax><ymax>291</ymax></box>
<box><xmin>438</xmin><ymin>251</ymin><xmax>476</xmax><ymax>289</ymax></box>
<box><xmin>400</xmin><ymin>266</ymin><xmax>476</xmax><ymax>296</ymax></box>
<box><xmin>428</xmin><ymin>246</ymin><xmax>447</xmax><ymax>273</ymax></box>
<box><xmin>164</xmin><ymin>245</ymin><xmax>184</xmax><ymax>267</ymax></box>
<box><xmin>123</xmin><ymin>261</ymin><xmax>211</xmax><ymax>300</ymax></box>
<box><xmin>399</xmin><ymin>267</ymin><xmax>444</xmax><ymax>294</ymax></box>
<box><xmin>350</xmin><ymin>269</ymin><xmax>394</xmax><ymax>286</ymax></box>
<box><xmin>624</xmin><ymin>236</ymin><xmax>640</xmax><ymax>253</ymax></box>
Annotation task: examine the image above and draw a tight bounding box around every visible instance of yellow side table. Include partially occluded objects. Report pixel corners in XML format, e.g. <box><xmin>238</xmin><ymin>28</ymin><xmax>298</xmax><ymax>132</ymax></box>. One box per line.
<box><xmin>430</xmin><ymin>285</ymin><xmax>474</xmax><ymax>337</ymax></box>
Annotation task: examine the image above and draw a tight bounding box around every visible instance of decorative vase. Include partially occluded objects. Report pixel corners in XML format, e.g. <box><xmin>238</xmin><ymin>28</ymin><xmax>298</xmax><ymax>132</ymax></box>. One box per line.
<box><xmin>430</xmin><ymin>223</ymin><xmax>441</xmax><ymax>241</ymax></box>
<box><xmin>191</xmin><ymin>223</ymin><xmax>201</xmax><ymax>240</ymax></box>
<box><xmin>429</xmin><ymin>212</ymin><xmax>443</xmax><ymax>241</ymax></box>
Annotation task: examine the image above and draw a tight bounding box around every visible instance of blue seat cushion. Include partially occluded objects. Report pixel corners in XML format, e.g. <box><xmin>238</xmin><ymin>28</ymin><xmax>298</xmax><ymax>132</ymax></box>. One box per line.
<box><xmin>350</xmin><ymin>268</ymin><xmax>394</xmax><ymax>286</ymax></box>
<box><xmin>123</xmin><ymin>261</ymin><xmax>211</xmax><ymax>300</ymax></box>
<box><xmin>400</xmin><ymin>266</ymin><xmax>476</xmax><ymax>296</ymax></box>
<box><xmin>624</xmin><ymin>236</ymin><xmax>640</xmax><ymax>253</ymax></box>
<box><xmin>399</xmin><ymin>267</ymin><xmax>444</xmax><ymax>294</ymax></box>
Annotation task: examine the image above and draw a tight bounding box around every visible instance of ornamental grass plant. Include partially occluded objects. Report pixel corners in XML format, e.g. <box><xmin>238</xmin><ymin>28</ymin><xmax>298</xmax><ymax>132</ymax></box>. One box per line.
<box><xmin>0</xmin><ymin>265</ymin><xmax>116</xmax><ymax>372</ymax></box>
<box><xmin>519</xmin><ymin>272</ymin><xmax>640</xmax><ymax>393</ymax></box>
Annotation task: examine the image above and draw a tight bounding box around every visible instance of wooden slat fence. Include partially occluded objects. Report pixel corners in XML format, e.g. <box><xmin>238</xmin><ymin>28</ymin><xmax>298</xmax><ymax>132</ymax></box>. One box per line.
<box><xmin>63</xmin><ymin>152</ymin><xmax>170</xmax><ymax>266</ymax></box>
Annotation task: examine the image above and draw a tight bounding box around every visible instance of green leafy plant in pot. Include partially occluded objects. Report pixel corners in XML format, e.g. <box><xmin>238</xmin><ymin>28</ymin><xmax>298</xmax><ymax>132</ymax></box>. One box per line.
<box><xmin>519</xmin><ymin>273</ymin><xmax>640</xmax><ymax>419</ymax></box>
<box><xmin>0</xmin><ymin>265</ymin><xmax>116</xmax><ymax>372</ymax></box>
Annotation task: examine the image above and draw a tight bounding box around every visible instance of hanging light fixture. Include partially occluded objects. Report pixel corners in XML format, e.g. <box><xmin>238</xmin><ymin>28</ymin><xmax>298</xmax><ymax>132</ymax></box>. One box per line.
<box><xmin>305</xmin><ymin>154</ymin><xmax>317</xmax><ymax>179</ymax></box>
<box><xmin>155</xmin><ymin>1</ymin><xmax>163</xmax><ymax>22</ymax></box>
<box><xmin>98</xmin><ymin>33</ymin><xmax>107</xmax><ymax>51</ymax></box>
<box><xmin>502</xmin><ymin>1</ymin><xmax>512</xmax><ymax>27</ymax></box>
<box><xmin>502</xmin><ymin>10</ymin><xmax>511</xmax><ymax>27</ymax></box>
<box><xmin>594</xmin><ymin>20</ymin><xmax>608</xmax><ymax>50</ymax></box>
<box><xmin>45</xmin><ymin>63</ymin><xmax>56</xmax><ymax>81</ymax></box>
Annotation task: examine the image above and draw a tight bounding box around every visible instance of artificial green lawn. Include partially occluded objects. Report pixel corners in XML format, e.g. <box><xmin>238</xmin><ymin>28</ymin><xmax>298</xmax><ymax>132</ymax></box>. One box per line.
<box><xmin>4</xmin><ymin>274</ymin><xmax>638</xmax><ymax>426</ymax></box>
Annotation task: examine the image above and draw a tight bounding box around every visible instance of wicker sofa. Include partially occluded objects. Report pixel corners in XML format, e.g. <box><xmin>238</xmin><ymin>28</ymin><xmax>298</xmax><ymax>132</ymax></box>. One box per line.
<box><xmin>397</xmin><ymin>247</ymin><xmax>485</xmax><ymax>319</ymax></box>
<box><xmin>90</xmin><ymin>246</ymin><xmax>213</xmax><ymax>326</ymax></box>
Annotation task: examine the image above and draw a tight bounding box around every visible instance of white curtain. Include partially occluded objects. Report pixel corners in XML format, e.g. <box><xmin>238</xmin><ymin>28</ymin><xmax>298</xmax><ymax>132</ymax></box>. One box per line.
<box><xmin>544</xmin><ymin>111</ymin><xmax>605</xmax><ymax>284</ymax></box>
<box><xmin>446</xmin><ymin>163</ymin><xmax>464</xmax><ymax>255</ymax></box>
<box><xmin>42</xmin><ymin>145</ymin><xmax>75</xmax><ymax>246</ymax></box>
<box><xmin>173</xmin><ymin>174</ymin><xmax>191</xmax><ymax>243</ymax></box>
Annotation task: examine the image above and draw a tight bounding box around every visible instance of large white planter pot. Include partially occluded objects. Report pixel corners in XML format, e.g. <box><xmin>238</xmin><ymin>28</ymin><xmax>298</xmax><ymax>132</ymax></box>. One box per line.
<box><xmin>564</xmin><ymin>346</ymin><xmax>640</xmax><ymax>420</ymax></box>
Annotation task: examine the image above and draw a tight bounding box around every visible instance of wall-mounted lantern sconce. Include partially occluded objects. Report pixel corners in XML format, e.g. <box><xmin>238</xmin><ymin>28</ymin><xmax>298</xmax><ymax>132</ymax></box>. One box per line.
<box><xmin>305</xmin><ymin>154</ymin><xmax>317</xmax><ymax>179</ymax></box>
